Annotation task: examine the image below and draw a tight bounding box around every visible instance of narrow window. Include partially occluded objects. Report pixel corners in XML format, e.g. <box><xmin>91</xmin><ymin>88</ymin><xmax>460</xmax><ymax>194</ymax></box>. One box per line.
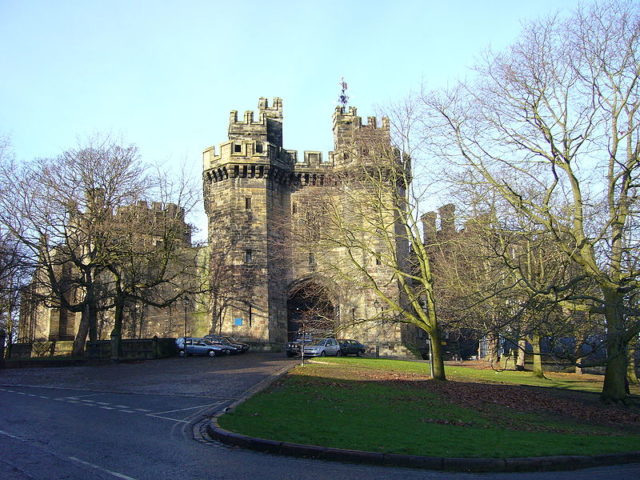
<box><xmin>255</xmin><ymin>142</ymin><xmax>263</xmax><ymax>153</ymax></box>
<box><xmin>245</xmin><ymin>197</ymin><xmax>252</xmax><ymax>210</ymax></box>
<box><xmin>234</xmin><ymin>144</ymin><xmax>242</xmax><ymax>153</ymax></box>
<box><xmin>309</xmin><ymin>252</ymin><xmax>315</xmax><ymax>265</ymax></box>
<box><xmin>245</xmin><ymin>249</ymin><xmax>252</xmax><ymax>263</ymax></box>
<box><xmin>292</xmin><ymin>203</ymin><xmax>297</xmax><ymax>214</ymax></box>
<box><xmin>376</xmin><ymin>255</ymin><xmax>382</xmax><ymax>265</ymax></box>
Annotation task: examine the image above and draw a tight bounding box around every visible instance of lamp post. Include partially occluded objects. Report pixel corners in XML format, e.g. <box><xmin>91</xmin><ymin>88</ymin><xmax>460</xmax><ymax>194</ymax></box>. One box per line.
<box><xmin>183</xmin><ymin>295</ymin><xmax>190</xmax><ymax>355</ymax></box>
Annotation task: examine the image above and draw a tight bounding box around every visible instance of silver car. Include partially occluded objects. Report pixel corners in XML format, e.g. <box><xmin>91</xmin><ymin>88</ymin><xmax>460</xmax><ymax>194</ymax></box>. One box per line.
<box><xmin>303</xmin><ymin>338</ymin><xmax>341</xmax><ymax>357</ymax></box>
<box><xmin>176</xmin><ymin>337</ymin><xmax>224</xmax><ymax>357</ymax></box>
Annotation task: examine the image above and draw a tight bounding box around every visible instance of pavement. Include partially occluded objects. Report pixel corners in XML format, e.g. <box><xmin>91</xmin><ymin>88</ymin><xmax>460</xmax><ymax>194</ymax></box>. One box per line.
<box><xmin>205</xmin><ymin>357</ymin><xmax>640</xmax><ymax>474</ymax></box>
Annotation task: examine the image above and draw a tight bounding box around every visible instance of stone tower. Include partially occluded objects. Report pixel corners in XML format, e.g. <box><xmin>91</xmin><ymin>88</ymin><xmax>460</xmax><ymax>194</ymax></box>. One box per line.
<box><xmin>202</xmin><ymin>98</ymin><xmax>419</xmax><ymax>355</ymax></box>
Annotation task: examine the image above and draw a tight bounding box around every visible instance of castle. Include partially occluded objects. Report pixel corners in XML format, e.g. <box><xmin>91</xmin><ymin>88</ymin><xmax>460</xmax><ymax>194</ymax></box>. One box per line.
<box><xmin>19</xmin><ymin>97</ymin><xmax>424</xmax><ymax>357</ymax></box>
<box><xmin>202</xmin><ymin>98</ymin><xmax>421</xmax><ymax>355</ymax></box>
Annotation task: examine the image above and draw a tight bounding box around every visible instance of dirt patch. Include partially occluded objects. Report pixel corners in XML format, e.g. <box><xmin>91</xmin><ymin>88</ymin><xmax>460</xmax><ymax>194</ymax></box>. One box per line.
<box><xmin>425</xmin><ymin>380</ymin><xmax>640</xmax><ymax>430</ymax></box>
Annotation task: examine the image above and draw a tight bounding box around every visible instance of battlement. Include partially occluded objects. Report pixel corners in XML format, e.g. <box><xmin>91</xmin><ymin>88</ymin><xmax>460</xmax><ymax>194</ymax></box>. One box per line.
<box><xmin>229</xmin><ymin>97</ymin><xmax>283</xmax><ymax>147</ymax></box>
<box><xmin>116</xmin><ymin>200</ymin><xmax>185</xmax><ymax>221</ymax></box>
<box><xmin>203</xmin><ymin>138</ymin><xmax>294</xmax><ymax>173</ymax></box>
<box><xmin>332</xmin><ymin>105</ymin><xmax>390</xmax><ymax>152</ymax></box>
<box><xmin>258</xmin><ymin>97</ymin><xmax>283</xmax><ymax>116</ymax></box>
<box><xmin>205</xmin><ymin>97</ymin><xmax>395</xmax><ymax>180</ymax></box>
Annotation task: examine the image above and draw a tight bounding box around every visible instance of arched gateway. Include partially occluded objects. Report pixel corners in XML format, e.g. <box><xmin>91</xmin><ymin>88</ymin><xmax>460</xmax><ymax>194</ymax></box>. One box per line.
<box><xmin>286</xmin><ymin>280</ymin><xmax>337</xmax><ymax>341</ymax></box>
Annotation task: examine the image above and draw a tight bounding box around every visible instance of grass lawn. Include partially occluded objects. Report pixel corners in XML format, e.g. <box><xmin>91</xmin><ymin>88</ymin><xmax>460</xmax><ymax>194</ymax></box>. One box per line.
<box><xmin>218</xmin><ymin>357</ymin><xmax>640</xmax><ymax>458</ymax></box>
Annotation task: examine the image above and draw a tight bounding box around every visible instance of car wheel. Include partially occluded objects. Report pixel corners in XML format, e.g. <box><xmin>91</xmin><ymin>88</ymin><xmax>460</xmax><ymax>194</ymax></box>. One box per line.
<box><xmin>320</xmin><ymin>350</ymin><xmax>326</xmax><ymax>357</ymax></box>
<box><xmin>179</xmin><ymin>349</ymin><xmax>185</xmax><ymax>357</ymax></box>
<box><xmin>208</xmin><ymin>350</ymin><xmax>216</xmax><ymax>357</ymax></box>
<box><xmin>356</xmin><ymin>351</ymin><xmax>362</xmax><ymax>357</ymax></box>
<box><xmin>336</xmin><ymin>350</ymin><xmax>342</xmax><ymax>357</ymax></box>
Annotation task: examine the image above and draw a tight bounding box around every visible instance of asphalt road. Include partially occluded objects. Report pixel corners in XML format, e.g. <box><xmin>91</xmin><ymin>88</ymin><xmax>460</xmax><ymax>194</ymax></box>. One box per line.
<box><xmin>1</xmin><ymin>352</ymin><xmax>639</xmax><ymax>480</ymax></box>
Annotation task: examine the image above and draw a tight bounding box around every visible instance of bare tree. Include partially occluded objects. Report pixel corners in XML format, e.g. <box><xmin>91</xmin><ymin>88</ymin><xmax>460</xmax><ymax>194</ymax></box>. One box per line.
<box><xmin>424</xmin><ymin>0</ymin><xmax>639</xmax><ymax>401</ymax></box>
<box><xmin>0</xmin><ymin>138</ymin><xmax>150</xmax><ymax>355</ymax></box>
<box><xmin>0</xmin><ymin>137</ymin><xmax>203</xmax><ymax>357</ymax></box>
<box><xmin>290</xmin><ymin>113</ymin><xmax>448</xmax><ymax>379</ymax></box>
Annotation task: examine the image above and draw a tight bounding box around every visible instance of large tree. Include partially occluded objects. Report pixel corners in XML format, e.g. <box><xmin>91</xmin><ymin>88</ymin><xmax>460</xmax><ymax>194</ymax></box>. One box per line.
<box><xmin>424</xmin><ymin>0</ymin><xmax>639</xmax><ymax>401</ymax></box>
<box><xmin>293</xmin><ymin>113</ymin><xmax>448</xmax><ymax>380</ymax></box>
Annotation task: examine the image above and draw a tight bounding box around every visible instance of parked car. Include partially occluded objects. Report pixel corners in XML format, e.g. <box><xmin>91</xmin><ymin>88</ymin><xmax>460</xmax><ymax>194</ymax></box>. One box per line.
<box><xmin>176</xmin><ymin>337</ymin><xmax>226</xmax><ymax>357</ymax></box>
<box><xmin>338</xmin><ymin>339</ymin><xmax>366</xmax><ymax>356</ymax></box>
<box><xmin>286</xmin><ymin>333</ymin><xmax>314</xmax><ymax>357</ymax></box>
<box><xmin>303</xmin><ymin>337</ymin><xmax>342</xmax><ymax>357</ymax></box>
<box><xmin>223</xmin><ymin>336</ymin><xmax>250</xmax><ymax>353</ymax></box>
<box><xmin>206</xmin><ymin>335</ymin><xmax>250</xmax><ymax>353</ymax></box>
<box><xmin>203</xmin><ymin>335</ymin><xmax>240</xmax><ymax>355</ymax></box>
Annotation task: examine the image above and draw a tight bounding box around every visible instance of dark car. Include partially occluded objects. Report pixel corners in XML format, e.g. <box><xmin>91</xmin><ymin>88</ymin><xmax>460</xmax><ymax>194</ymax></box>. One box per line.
<box><xmin>220</xmin><ymin>336</ymin><xmax>250</xmax><ymax>353</ymax></box>
<box><xmin>203</xmin><ymin>335</ymin><xmax>240</xmax><ymax>355</ymax></box>
<box><xmin>338</xmin><ymin>339</ymin><xmax>366</xmax><ymax>356</ymax></box>
<box><xmin>285</xmin><ymin>333</ymin><xmax>313</xmax><ymax>357</ymax></box>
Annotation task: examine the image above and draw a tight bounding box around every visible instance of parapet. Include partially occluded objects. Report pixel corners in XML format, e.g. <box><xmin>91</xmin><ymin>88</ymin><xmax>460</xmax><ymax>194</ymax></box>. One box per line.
<box><xmin>229</xmin><ymin>97</ymin><xmax>283</xmax><ymax>147</ymax></box>
<box><xmin>439</xmin><ymin>204</ymin><xmax>456</xmax><ymax>234</ymax></box>
<box><xmin>116</xmin><ymin>200</ymin><xmax>185</xmax><ymax>221</ymax></box>
<box><xmin>258</xmin><ymin>97</ymin><xmax>283</xmax><ymax>116</ymax></box>
<box><xmin>332</xmin><ymin>105</ymin><xmax>390</xmax><ymax>151</ymax></box>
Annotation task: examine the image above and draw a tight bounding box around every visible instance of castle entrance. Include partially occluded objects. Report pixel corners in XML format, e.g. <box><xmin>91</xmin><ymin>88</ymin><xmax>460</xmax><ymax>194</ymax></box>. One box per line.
<box><xmin>286</xmin><ymin>282</ymin><xmax>336</xmax><ymax>341</ymax></box>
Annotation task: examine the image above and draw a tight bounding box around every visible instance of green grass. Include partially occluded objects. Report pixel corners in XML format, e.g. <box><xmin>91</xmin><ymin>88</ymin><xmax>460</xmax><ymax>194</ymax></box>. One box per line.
<box><xmin>218</xmin><ymin>358</ymin><xmax>640</xmax><ymax>458</ymax></box>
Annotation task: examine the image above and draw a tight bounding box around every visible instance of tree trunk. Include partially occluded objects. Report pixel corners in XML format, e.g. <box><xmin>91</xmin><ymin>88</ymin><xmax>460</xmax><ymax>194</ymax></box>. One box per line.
<box><xmin>486</xmin><ymin>332</ymin><xmax>500</xmax><ymax>368</ymax></box>
<box><xmin>515</xmin><ymin>338</ymin><xmax>527</xmax><ymax>371</ymax></box>
<box><xmin>87</xmin><ymin>283</ymin><xmax>98</xmax><ymax>343</ymax></box>
<box><xmin>72</xmin><ymin>304</ymin><xmax>90</xmax><ymax>357</ymax></box>
<box><xmin>428</xmin><ymin>328</ymin><xmax>447</xmax><ymax>381</ymax></box>
<box><xmin>627</xmin><ymin>337</ymin><xmax>638</xmax><ymax>385</ymax></box>
<box><xmin>603</xmin><ymin>337</ymin><xmax>628</xmax><ymax>402</ymax></box>
<box><xmin>110</xmin><ymin>293</ymin><xmax>125</xmax><ymax>361</ymax></box>
<box><xmin>601</xmin><ymin>291</ymin><xmax>629</xmax><ymax>403</ymax></box>
<box><xmin>530</xmin><ymin>333</ymin><xmax>545</xmax><ymax>378</ymax></box>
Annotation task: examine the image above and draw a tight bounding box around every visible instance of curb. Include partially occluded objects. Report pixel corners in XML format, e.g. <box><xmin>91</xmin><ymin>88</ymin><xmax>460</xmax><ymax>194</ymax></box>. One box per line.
<box><xmin>206</xmin><ymin>420</ymin><xmax>640</xmax><ymax>472</ymax></box>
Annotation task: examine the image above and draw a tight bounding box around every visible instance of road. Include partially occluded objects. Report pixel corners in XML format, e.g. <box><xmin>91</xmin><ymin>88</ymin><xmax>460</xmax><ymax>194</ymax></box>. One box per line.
<box><xmin>0</xmin><ymin>353</ymin><xmax>639</xmax><ymax>480</ymax></box>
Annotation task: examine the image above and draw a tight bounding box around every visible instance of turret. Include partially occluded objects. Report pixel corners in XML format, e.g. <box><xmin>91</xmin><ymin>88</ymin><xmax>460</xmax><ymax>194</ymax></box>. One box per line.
<box><xmin>332</xmin><ymin>105</ymin><xmax>391</xmax><ymax>165</ymax></box>
<box><xmin>421</xmin><ymin>211</ymin><xmax>438</xmax><ymax>245</ymax></box>
<box><xmin>438</xmin><ymin>204</ymin><xmax>456</xmax><ymax>235</ymax></box>
<box><xmin>228</xmin><ymin>97</ymin><xmax>283</xmax><ymax>147</ymax></box>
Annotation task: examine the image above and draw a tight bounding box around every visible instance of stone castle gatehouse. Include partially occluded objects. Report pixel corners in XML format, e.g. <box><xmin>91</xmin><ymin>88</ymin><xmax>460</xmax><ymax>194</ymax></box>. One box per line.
<box><xmin>202</xmin><ymin>98</ymin><xmax>421</xmax><ymax>355</ymax></box>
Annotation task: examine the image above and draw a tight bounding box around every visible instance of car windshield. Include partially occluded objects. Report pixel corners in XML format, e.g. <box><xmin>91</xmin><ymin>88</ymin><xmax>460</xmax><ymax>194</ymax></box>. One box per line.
<box><xmin>309</xmin><ymin>339</ymin><xmax>325</xmax><ymax>346</ymax></box>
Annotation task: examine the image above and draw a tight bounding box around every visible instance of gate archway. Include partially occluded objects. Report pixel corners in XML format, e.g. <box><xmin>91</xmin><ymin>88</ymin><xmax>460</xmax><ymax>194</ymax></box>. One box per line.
<box><xmin>287</xmin><ymin>280</ymin><xmax>336</xmax><ymax>341</ymax></box>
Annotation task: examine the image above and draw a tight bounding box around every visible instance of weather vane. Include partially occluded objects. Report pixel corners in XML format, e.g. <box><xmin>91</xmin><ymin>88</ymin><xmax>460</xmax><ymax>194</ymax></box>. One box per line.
<box><xmin>338</xmin><ymin>77</ymin><xmax>349</xmax><ymax>106</ymax></box>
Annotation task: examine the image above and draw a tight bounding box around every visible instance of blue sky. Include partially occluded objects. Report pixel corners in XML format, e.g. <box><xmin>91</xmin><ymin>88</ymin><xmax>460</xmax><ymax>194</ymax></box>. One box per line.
<box><xmin>1</xmin><ymin>0</ymin><xmax>584</xmax><ymax>232</ymax></box>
